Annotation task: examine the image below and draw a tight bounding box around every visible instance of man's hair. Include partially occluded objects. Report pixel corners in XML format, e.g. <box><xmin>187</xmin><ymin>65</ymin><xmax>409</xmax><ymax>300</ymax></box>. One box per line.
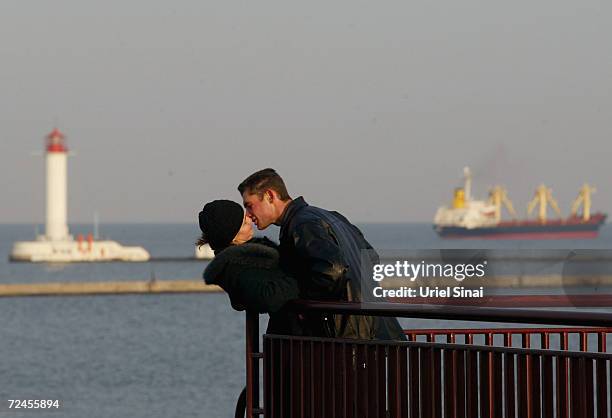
<box><xmin>238</xmin><ymin>168</ymin><xmax>291</xmax><ymax>201</ymax></box>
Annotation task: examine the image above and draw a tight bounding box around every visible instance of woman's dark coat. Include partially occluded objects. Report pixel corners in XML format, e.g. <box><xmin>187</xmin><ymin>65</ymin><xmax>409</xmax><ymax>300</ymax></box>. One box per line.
<box><xmin>202</xmin><ymin>238</ymin><xmax>302</xmax><ymax>335</ymax></box>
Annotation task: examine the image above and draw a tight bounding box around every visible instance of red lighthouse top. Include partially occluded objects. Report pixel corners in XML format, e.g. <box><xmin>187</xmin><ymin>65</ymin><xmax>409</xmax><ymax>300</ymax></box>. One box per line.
<box><xmin>46</xmin><ymin>128</ymin><xmax>67</xmax><ymax>153</ymax></box>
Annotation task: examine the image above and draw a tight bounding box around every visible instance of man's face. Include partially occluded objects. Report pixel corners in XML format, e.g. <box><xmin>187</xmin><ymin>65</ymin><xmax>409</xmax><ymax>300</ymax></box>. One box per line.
<box><xmin>233</xmin><ymin>212</ymin><xmax>254</xmax><ymax>243</ymax></box>
<box><xmin>242</xmin><ymin>191</ymin><xmax>276</xmax><ymax>230</ymax></box>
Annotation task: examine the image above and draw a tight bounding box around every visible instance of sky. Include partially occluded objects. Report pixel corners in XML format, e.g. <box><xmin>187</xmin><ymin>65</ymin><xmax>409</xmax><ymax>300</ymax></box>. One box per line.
<box><xmin>1</xmin><ymin>0</ymin><xmax>610</xmax><ymax>223</ymax></box>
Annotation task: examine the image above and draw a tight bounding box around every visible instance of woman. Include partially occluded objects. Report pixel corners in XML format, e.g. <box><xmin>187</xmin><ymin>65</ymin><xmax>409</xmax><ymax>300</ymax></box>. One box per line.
<box><xmin>198</xmin><ymin>199</ymin><xmax>302</xmax><ymax>335</ymax></box>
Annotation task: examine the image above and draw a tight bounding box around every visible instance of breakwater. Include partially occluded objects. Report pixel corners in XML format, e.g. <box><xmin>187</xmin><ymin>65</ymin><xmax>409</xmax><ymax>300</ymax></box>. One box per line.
<box><xmin>0</xmin><ymin>279</ymin><xmax>222</xmax><ymax>297</ymax></box>
<box><xmin>1</xmin><ymin>275</ymin><xmax>611</xmax><ymax>298</ymax></box>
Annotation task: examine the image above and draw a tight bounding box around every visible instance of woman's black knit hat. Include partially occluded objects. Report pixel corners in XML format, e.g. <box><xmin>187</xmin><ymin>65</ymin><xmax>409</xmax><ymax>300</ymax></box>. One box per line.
<box><xmin>198</xmin><ymin>200</ymin><xmax>244</xmax><ymax>251</ymax></box>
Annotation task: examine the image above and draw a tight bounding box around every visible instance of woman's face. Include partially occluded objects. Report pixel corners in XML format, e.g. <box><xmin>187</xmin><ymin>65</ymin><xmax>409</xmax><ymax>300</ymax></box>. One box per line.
<box><xmin>232</xmin><ymin>212</ymin><xmax>254</xmax><ymax>244</ymax></box>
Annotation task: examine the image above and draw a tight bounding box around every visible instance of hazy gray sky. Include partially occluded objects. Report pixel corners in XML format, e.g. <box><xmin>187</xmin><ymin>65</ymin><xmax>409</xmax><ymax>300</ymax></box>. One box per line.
<box><xmin>1</xmin><ymin>0</ymin><xmax>610</xmax><ymax>223</ymax></box>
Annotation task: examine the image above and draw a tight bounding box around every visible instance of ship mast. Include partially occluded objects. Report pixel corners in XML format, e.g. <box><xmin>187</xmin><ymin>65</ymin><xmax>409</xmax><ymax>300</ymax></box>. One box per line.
<box><xmin>463</xmin><ymin>167</ymin><xmax>472</xmax><ymax>202</ymax></box>
<box><xmin>527</xmin><ymin>184</ymin><xmax>562</xmax><ymax>223</ymax></box>
<box><xmin>571</xmin><ymin>183</ymin><xmax>596</xmax><ymax>221</ymax></box>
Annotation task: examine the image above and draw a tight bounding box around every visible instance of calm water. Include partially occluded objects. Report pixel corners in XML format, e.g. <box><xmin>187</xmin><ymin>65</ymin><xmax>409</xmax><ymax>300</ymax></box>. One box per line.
<box><xmin>1</xmin><ymin>223</ymin><xmax>612</xmax><ymax>417</ymax></box>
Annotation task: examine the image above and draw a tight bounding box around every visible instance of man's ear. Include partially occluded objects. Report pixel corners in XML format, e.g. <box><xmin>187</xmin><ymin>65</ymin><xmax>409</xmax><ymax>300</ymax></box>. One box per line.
<box><xmin>264</xmin><ymin>189</ymin><xmax>274</xmax><ymax>203</ymax></box>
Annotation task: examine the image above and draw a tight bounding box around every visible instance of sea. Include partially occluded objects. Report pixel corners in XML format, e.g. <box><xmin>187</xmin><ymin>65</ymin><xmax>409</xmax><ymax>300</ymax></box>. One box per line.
<box><xmin>1</xmin><ymin>223</ymin><xmax>612</xmax><ymax>418</ymax></box>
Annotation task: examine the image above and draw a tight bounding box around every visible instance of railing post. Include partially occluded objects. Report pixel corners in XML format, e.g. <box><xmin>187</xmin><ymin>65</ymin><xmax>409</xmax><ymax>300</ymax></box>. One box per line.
<box><xmin>246</xmin><ymin>311</ymin><xmax>260</xmax><ymax>417</ymax></box>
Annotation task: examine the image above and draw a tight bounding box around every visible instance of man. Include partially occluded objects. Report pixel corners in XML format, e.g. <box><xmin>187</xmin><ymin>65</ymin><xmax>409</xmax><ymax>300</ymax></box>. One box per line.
<box><xmin>238</xmin><ymin>168</ymin><xmax>405</xmax><ymax>340</ymax></box>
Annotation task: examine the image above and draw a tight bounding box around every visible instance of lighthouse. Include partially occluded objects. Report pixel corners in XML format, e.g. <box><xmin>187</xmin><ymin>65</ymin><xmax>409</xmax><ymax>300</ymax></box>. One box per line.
<box><xmin>45</xmin><ymin>128</ymin><xmax>70</xmax><ymax>241</ymax></box>
<box><xmin>10</xmin><ymin>128</ymin><xmax>150</xmax><ymax>262</ymax></box>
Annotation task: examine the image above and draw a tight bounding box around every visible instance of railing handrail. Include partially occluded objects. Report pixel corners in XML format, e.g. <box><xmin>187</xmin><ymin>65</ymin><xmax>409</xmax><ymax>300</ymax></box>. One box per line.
<box><xmin>287</xmin><ymin>300</ymin><xmax>612</xmax><ymax>327</ymax></box>
<box><xmin>403</xmin><ymin>326</ymin><xmax>612</xmax><ymax>335</ymax></box>
<box><xmin>263</xmin><ymin>333</ymin><xmax>612</xmax><ymax>360</ymax></box>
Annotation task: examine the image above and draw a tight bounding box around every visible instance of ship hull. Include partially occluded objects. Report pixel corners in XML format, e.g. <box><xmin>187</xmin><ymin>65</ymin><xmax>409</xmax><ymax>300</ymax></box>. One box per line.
<box><xmin>435</xmin><ymin>214</ymin><xmax>607</xmax><ymax>240</ymax></box>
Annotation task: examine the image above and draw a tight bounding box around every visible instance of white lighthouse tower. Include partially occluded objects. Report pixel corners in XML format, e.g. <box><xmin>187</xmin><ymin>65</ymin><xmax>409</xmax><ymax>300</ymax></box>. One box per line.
<box><xmin>45</xmin><ymin>128</ymin><xmax>70</xmax><ymax>241</ymax></box>
<box><xmin>10</xmin><ymin>129</ymin><xmax>150</xmax><ymax>262</ymax></box>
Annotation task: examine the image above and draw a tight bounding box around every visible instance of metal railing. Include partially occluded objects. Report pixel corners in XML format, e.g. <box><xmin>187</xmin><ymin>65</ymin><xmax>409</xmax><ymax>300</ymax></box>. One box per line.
<box><xmin>240</xmin><ymin>298</ymin><xmax>612</xmax><ymax>418</ymax></box>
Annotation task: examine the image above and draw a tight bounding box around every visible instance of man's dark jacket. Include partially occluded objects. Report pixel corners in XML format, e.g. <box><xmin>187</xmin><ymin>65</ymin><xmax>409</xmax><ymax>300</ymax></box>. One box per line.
<box><xmin>278</xmin><ymin>197</ymin><xmax>405</xmax><ymax>340</ymax></box>
<box><xmin>203</xmin><ymin>238</ymin><xmax>303</xmax><ymax>335</ymax></box>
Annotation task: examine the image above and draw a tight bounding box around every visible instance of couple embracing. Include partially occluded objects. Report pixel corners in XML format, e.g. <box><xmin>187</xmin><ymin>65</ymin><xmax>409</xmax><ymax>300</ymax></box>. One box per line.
<box><xmin>198</xmin><ymin>168</ymin><xmax>404</xmax><ymax>341</ymax></box>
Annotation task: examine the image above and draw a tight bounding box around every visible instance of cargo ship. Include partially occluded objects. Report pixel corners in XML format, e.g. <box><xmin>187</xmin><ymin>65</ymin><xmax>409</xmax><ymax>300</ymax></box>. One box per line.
<box><xmin>434</xmin><ymin>167</ymin><xmax>607</xmax><ymax>239</ymax></box>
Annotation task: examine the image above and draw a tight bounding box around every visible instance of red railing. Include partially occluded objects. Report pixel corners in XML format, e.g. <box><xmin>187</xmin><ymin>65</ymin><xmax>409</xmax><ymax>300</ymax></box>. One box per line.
<box><xmin>402</xmin><ymin>328</ymin><xmax>610</xmax><ymax>418</ymax></box>
<box><xmin>403</xmin><ymin>327</ymin><xmax>609</xmax><ymax>351</ymax></box>
<box><xmin>240</xmin><ymin>299</ymin><xmax>612</xmax><ymax>418</ymax></box>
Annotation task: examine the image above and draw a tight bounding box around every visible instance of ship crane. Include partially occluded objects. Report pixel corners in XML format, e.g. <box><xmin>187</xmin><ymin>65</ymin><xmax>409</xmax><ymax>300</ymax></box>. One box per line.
<box><xmin>488</xmin><ymin>186</ymin><xmax>517</xmax><ymax>222</ymax></box>
<box><xmin>571</xmin><ymin>183</ymin><xmax>596</xmax><ymax>222</ymax></box>
<box><xmin>527</xmin><ymin>184</ymin><xmax>562</xmax><ymax>223</ymax></box>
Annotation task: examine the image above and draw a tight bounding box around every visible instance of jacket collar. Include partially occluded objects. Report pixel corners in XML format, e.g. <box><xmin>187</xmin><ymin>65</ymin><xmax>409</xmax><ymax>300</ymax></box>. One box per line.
<box><xmin>278</xmin><ymin>196</ymin><xmax>308</xmax><ymax>230</ymax></box>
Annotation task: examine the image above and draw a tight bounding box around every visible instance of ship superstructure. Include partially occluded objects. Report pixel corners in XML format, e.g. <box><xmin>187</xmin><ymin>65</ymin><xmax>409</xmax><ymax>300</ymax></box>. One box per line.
<box><xmin>10</xmin><ymin>129</ymin><xmax>150</xmax><ymax>262</ymax></box>
<box><xmin>434</xmin><ymin>167</ymin><xmax>606</xmax><ymax>239</ymax></box>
